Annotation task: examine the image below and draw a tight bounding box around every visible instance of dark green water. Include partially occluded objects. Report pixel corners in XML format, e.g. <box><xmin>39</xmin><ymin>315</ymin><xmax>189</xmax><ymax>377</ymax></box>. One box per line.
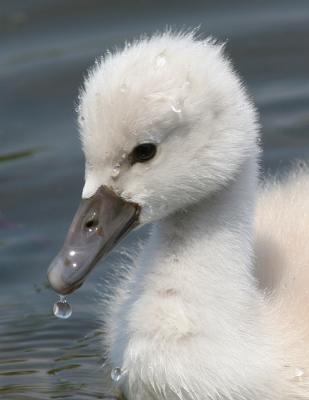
<box><xmin>0</xmin><ymin>0</ymin><xmax>309</xmax><ymax>398</ymax></box>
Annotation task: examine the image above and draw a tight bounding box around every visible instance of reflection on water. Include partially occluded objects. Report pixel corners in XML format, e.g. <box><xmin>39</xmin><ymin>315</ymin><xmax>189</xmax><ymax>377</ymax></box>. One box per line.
<box><xmin>0</xmin><ymin>148</ymin><xmax>42</xmax><ymax>163</ymax></box>
<box><xmin>0</xmin><ymin>293</ymin><xmax>107</xmax><ymax>399</ymax></box>
<box><xmin>0</xmin><ymin>0</ymin><xmax>309</xmax><ymax>398</ymax></box>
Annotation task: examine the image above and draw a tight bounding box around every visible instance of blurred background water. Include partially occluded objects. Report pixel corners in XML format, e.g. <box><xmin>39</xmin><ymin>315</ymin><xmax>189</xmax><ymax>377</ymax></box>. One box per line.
<box><xmin>0</xmin><ymin>0</ymin><xmax>308</xmax><ymax>398</ymax></box>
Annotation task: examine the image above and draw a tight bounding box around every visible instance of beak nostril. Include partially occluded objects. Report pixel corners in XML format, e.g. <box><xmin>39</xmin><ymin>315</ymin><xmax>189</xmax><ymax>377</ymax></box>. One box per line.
<box><xmin>85</xmin><ymin>218</ymin><xmax>99</xmax><ymax>230</ymax></box>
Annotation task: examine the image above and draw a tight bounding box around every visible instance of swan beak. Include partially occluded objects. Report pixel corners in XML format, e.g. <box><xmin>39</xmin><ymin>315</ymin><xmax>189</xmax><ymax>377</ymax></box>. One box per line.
<box><xmin>47</xmin><ymin>186</ymin><xmax>140</xmax><ymax>295</ymax></box>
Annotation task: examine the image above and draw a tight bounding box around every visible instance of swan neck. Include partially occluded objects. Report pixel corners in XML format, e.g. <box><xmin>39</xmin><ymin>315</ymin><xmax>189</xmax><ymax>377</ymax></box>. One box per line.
<box><xmin>156</xmin><ymin>157</ymin><xmax>258</xmax><ymax>263</ymax></box>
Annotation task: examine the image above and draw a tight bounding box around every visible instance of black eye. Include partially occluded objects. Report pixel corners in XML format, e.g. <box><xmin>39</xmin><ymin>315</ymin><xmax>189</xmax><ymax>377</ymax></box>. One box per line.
<box><xmin>131</xmin><ymin>143</ymin><xmax>157</xmax><ymax>164</ymax></box>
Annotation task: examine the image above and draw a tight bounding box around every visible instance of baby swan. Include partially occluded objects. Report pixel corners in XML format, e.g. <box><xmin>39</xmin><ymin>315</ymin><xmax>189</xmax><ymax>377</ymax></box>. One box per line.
<box><xmin>48</xmin><ymin>32</ymin><xmax>309</xmax><ymax>399</ymax></box>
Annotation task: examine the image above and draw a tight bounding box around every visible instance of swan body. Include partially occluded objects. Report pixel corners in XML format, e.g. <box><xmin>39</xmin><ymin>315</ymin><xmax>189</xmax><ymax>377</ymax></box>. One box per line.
<box><xmin>76</xmin><ymin>32</ymin><xmax>309</xmax><ymax>399</ymax></box>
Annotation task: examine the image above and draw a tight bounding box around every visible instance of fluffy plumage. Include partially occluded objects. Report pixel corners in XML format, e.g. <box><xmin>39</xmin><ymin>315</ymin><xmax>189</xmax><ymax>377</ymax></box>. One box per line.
<box><xmin>78</xmin><ymin>31</ymin><xmax>309</xmax><ymax>399</ymax></box>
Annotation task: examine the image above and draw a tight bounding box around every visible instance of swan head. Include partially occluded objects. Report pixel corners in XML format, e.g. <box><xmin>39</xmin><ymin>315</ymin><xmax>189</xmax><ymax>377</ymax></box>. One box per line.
<box><xmin>48</xmin><ymin>32</ymin><xmax>259</xmax><ymax>294</ymax></box>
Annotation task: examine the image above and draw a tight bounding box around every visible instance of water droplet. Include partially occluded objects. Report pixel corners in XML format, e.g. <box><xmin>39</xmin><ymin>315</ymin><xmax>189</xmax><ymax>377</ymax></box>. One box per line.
<box><xmin>111</xmin><ymin>367</ymin><xmax>125</xmax><ymax>383</ymax></box>
<box><xmin>120</xmin><ymin>83</ymin><xmax>127</xmax><ymax>93</ymax></box>
<box><xmin>294</xmin><ymin>367</ymin><xmax>305</xmax><ymax>380</ymax></box>
<box><xmin>155</xmin><ymin>53</ymin><xmax>166</xmax><ymax>68</ymax></box>
<box><xmin>112</xmin><ymin>163</ymin><xmax>121</xmax><ymax>178</ymax></box>
<box><xmin>53</xmin><ymin>295</ymin><xmax>72</xmax><ymax>319</ymax></box>
<box><xmin>170</xmin><ymin>102</ymin><xmax>182</xmax><ymax>114</ymax></box>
